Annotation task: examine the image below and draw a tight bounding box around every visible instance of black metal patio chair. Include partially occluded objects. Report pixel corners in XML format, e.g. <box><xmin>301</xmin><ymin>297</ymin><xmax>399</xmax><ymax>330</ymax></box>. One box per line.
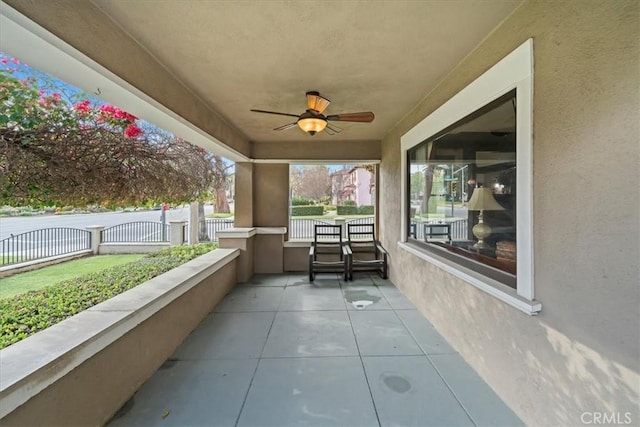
<box><xmin>308</xmin><ymin>224</ymin><xmax>351</xmax><ymax>281</ymax></box>
<box><xmin>346</xmin><ymin>223</ymin><xmax>388</xmax><ymax>280</ymax></box>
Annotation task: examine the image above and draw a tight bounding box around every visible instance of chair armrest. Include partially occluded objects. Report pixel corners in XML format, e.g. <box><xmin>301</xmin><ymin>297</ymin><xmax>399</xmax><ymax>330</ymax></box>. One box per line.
<box><xmin>342</xmin><ymin>244</ymin><xmax>353</xmax><ymax>258</ymax></box>
<box><xmin>375</xmin><ymin>241</ymin><xmax>389</xmax><ymax>257</ymax></box>
<box><xmin>342</xmin><ymin>244</ymin><xmax>353</xmax><ymax>281</ymax></box>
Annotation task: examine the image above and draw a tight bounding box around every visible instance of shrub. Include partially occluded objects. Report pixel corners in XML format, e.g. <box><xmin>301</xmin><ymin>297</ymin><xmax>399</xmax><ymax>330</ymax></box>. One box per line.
<box><xmin>291</xmin><ymin>205</ymin><xmax>324</xmax><ymax>216</ymax></box>
<box><xmin>357</xmin><ymin>205</ymin><xmax>375</xmax><ymax>215</ymax></box>
<box><xmin>291</xmin><ymin>197</ymin><xmax>314</xmax><ymax>206</ymax></box>
<box><xmin>342</xmin><ymin>200</ymin><xmax>356</xmax><ymax>206</ymax></box>
<box><xmin>337</xmin><ymin>205</ymin><xmax>358</xmax><ymax>215</ymax></box>
<box><xmin>0</xmin><ymin>243</ymin><xmax>217</xmax><ymax>349</ymax></box>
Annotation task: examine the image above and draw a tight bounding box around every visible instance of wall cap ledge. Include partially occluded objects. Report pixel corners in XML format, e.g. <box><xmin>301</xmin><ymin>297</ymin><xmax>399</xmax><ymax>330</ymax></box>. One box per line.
<box><xmin>217</xmin><ymin>228</ymin><xmax>257</xmax><ymax>238</ymax></box>
<box><xmin>256</xmin><ymin>227</ymin><xmax>287</xmax><ymax>235</ymax></box>
<box><xmin>284</xmin><ymin>240</ymin><xmax>312</xmax><ymax>247</ymax></box>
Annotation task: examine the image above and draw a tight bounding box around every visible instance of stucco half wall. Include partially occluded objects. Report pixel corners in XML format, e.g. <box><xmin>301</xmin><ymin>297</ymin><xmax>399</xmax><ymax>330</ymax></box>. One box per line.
<box><xmin>0</xmin><ymin>251</ymin><xmax>238</xmax><ymax>425</ymax></box>
<box><xmin>379</xmin><ymin>1</ymin><xmax>639</xmax><ymax>425</ymax></box>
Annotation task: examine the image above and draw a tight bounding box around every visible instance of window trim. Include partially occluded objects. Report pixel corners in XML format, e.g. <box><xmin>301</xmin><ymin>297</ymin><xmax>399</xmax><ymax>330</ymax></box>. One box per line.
<box><xmin>400</xmin><ymin>39</ymin><xmax>538</xmax><ymax>313</ymax></box>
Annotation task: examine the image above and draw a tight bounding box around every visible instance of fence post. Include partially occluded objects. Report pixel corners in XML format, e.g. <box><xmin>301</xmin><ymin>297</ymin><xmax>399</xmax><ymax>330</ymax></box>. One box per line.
<box><xmin>85</xmin><ymin>226</ymin><xmax>104</xmax><ymax>255</ymax></box>
<box><xmin>334</xmin><ymin>218</ymin><xmax>346</xmax><ymax>238</ymax></box>
<box><xmin>169</xmin><ymin>221</ymin><xmax>187</xmax><ymax>246</ymax></box>
<box><xmin>189</xmin><ymin>202</ymin><xmax>199</xmax><ymax>244</ymax></box>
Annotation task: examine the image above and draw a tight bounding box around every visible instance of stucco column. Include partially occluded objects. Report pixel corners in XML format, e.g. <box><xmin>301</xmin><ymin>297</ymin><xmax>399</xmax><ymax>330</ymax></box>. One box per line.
<box><xmin>85</xmin><ymin>226</ymin><xmax>104</xmax><ymax>254</ymax></box>
<box><xmin>188</xmin><ymin>202</ymin><xmax>199</xmax><ymax>244</ymax></box>
<box><xmin>234</xmin><ymin>162</ymin><xmax>254</xmax><ymax>228</ymax></box>
<box><xmin>254</xmin><ymin>163</ymin><xmax>290</xmax><ymax>239</ymax></box>
<box><xmin>169</xmin><ymin>221</ymin><xmax>187</xmax><ymax>246</ymax></box>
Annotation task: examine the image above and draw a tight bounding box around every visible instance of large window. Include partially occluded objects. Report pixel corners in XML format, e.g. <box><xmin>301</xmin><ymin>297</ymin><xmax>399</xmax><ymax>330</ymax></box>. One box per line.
<box><xmin>400</xmin><ymin>40</ymin><xmax>538</xmax><ymax>314</ymax></box>
<box><xmin>407</xmin><ymin>92</ymin><xmax>516</xmax><ymax>288</ymax></box>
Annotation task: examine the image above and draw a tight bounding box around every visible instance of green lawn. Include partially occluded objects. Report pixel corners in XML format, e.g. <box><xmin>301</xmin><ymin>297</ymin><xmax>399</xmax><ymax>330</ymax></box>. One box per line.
<box><xmin>206</xmin><ymin>212</ymin><xmax>234</xmax><ymax>218</ymax></box>
<box><xmin>291</xmin><ymin>214</ymin><xmax>375</xmax><ymax>220</ymax></box>
<box><xmin>0</xmin><ymin>254</ymin><xmax>144</xmax><ymax>300</ymax></box>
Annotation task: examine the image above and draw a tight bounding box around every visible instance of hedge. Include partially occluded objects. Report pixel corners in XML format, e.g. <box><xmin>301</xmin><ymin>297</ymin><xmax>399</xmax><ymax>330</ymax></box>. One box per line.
<box><xmin>342</xmin><ymin>200</ymin><xmax>356</xmax><ymax>206</ymax></box>
<box><xmin>291</xmin><ymin>197</ymin><xmax>315</xmax><ymax>206</ymax></box>
<box><xmin>358</xmin><ymin>205</ymin><xmax>375</xmax><ymax>215</ymax></box>
<box><xmin>0</xmin><ymin>243</ymin><xmax>217</xmax><ymax>350</ymax></box>
<box><xmin>337</xmin><ymin>205</ymin><xmax>358</xmax><ymax>215</ymax></box>
<box><xmin>291</xmin><ymin>205</ymin><xmax>324</xmax><ymax>216</ymax></box>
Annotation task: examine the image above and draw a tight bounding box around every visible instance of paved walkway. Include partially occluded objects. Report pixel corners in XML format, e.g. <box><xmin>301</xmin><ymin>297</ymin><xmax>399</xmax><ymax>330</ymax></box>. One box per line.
<box><xmin>109</xmin><ymin>273</ymin><xmax>522</xmax><ymax>426</ymax></box>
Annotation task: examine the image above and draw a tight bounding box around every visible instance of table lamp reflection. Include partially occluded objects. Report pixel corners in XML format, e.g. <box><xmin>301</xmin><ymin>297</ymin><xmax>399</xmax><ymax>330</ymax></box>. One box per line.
<box><xmin>467</xmin><ymin>187</ymin><xmax>504</xmax><ymax>250</ymax></box>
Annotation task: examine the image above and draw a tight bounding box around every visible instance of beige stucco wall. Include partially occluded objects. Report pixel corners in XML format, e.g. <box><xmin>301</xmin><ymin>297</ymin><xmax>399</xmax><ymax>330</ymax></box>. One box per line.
<box><xmin>2</xmin><ymin>262</ymin><xmax>237</xmax><ymax>426</ymax></box>
<box><xmin>219</xmin><ymin>236</ymin><xmax>254</xmax><ymax>283</ymax></box>
<box><xmin>284</xmin><ymin>246</ymin><xmax>311</xmax><ymax>272</ymax></box>
<box><xmin>252</xmin><ymin>140</ymin><xmax>381</xmax><ymax>161</ymax></box>
<box><xmin>379</xmin><ymin>1</ymin><xmax>639</xmax><ymax>425</ymax></box>
<box><xmin>254</xmin><ymin>234</ymin><xmax>285</xmax><ymax>274</ymax></box>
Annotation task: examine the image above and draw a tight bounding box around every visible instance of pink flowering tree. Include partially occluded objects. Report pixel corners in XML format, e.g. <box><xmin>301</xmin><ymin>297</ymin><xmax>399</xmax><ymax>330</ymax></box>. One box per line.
<box><xmin>0</xmin><ymin>55</ymin><xmax>215</xmax><ymax>206</ymax></box>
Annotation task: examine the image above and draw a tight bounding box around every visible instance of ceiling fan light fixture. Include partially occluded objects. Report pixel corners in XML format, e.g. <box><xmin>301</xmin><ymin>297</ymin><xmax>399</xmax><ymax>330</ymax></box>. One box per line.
<box><xmin>306</xmin><ymin>91</ymin><xmax>331</xmax><ymax>114</ymax></box>
<box><xmin>297</xmin><ymin>117</ymin><xmax>327</xmax><ymax>135</ymax></box>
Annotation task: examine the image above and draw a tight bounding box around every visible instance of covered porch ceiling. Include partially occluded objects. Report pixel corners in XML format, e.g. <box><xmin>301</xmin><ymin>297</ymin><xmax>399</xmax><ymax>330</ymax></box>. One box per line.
<box><xmin>3</xmin><ymin>0</ymin><xmax>522</xmax><ymax>156</ymax></box>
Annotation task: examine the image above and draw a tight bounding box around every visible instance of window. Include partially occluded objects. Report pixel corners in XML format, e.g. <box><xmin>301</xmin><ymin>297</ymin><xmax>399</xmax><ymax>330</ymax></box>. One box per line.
<box><xmin>400</xmin><ymin>39</ymin><xmax>538</xmax><ymax>314</ymax></box>
<box><xmin>288</xmin><ymin>164</ymin><xmax>377</xmax><ymax>240</ymax></box>
<box><xmin>407</xmin><ymin>92</ymin><xmax>517</xmax><ymax>288</ymax></box>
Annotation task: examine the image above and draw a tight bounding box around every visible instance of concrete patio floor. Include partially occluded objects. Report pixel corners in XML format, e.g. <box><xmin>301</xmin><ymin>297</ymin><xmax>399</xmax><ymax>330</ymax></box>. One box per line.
<box><xmin>108</xmin><ymin>273</ymin><xmax>522</xmax><ymax>427</ymax></box>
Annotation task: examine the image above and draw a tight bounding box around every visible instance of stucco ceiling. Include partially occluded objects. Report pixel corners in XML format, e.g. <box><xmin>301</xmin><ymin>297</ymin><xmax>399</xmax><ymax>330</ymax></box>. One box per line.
<box><xmin>90</xmin><ymin>0</ymin><xmax>521</xmax><ymax>144</ymax></box>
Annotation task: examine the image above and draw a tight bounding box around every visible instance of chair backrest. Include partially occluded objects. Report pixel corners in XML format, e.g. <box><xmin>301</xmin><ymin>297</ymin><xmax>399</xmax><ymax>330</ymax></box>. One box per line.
<box><xmin>423</xmin><ymin>223</ymin><xmax>451</xmax><ymax>242</ymax></box>
<box><xmin>347</xmin><ymin>223</ymin><xmax>377</xmax><ymax>254</ymax></box>
<box><xmin>347</xmin><ymin>223</ymin><xmax>375</xmax><ymax>243</ymax></box>
<box><xmin>314</xmin><ymin>224</ymin><xmax>342</xmax><ymax>253</ymax></box>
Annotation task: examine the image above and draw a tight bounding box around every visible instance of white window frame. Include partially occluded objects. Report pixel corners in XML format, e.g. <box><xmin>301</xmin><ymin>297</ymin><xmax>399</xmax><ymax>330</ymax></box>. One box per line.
<box><xmin>399</xmin><ymin>39</ymin><xmax>540</xmax><ymax>315</ymax></box>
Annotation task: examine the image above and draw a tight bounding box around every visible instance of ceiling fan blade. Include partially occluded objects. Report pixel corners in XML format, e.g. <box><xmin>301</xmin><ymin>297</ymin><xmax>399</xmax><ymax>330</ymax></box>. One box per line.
<box><xmin>273</xmin><ymin>123</ymin><xmax>298</xmax><ymax>131</ymax></box>
<box><xmin>251</xmin><ymin>109</ymin><xmax>300</xmax><ymax>118</ymax></box>
<box><xmin>326</xmin><ymin>112</ymin><xmax>375</xmax><ymax>123</ymax></box>
<box><xmin>326</xmin><ymin>122</ymin><xmax>342</xmax><ymax>134</ymax></box>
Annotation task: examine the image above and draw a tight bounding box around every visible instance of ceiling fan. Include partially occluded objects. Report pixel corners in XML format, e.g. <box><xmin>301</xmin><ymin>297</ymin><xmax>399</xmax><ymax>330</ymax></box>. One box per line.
<box><xmin>250</xmin><ymin>91</ymin><xmax>374</xmax><ymax>136</ymax></box>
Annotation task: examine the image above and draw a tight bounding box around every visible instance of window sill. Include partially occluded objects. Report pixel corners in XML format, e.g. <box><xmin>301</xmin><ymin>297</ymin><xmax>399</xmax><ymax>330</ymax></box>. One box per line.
<box><xmin>398</xmin><ymin>241</ymin><xmax>541</xmax><ymax>315</ymax></box>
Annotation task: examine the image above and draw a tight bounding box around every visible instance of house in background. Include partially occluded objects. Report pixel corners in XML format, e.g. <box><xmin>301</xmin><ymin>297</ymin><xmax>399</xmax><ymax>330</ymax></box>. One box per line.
<box><xmin>331</xmin><ymin>166</ymin><xmax>374</xmax><ymax>206</ymax></box>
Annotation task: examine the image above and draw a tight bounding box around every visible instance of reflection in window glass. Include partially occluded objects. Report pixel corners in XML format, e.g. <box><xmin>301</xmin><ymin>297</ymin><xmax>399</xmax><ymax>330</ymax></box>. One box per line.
<box><xmin>407</xmin><ymin>93</ymin><xmax>517</xmax><ymax>288</ymax></box>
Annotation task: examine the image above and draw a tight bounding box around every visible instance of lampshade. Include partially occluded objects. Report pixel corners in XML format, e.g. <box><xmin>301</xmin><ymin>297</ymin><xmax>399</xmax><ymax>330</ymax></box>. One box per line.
<box><xmin>306</xmin><ymin>91</ymin><xmax>331</xmax><ymax>113</ymax></box>
<box><xmin>467</xmin><ymin>187</ymin><xmax>504</xmax><ymax>211</ymax></box>
<box><xmin>297</xmin><ymin>117</ymin><xmax>327</xmax><ymax>135</ymax></box>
